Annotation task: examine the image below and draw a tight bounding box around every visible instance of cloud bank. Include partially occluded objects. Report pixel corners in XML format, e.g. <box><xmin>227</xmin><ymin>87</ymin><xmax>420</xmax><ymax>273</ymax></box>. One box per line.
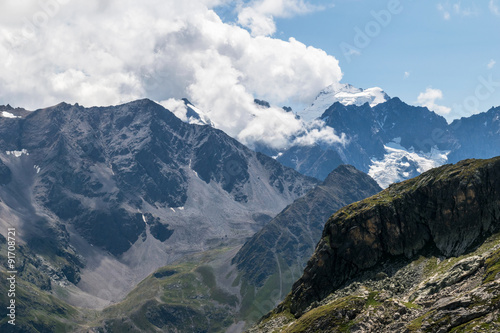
<box><xmin>0</xmin><ymin>0</ymin><xmax>343</xmax><ymax>149</ymax></box>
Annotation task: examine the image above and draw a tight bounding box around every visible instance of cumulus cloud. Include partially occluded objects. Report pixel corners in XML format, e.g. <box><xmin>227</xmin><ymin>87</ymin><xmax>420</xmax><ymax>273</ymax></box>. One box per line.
<box><xmin>0</xmin><ymin>0</ymin><xmax>343</xmax><ymax>149</ymax></box>
<box><xmin>291</xmin><ymin>119</ymin><xmax>347</xmax><ymax>147</ymax></box>
<box><xmin>417</xmin><ymin>88</ymin><xmax>452</xmax><ymax>115</ymax></box>
<box><xmin>237</xmin><ymin>0</ymin><xmax>325</xmax><ymax>36</ymax></box>
<box><xmin>488</xmin><ymin>59</ymin><xmax>496</xmax><ymax>69</ymax></box>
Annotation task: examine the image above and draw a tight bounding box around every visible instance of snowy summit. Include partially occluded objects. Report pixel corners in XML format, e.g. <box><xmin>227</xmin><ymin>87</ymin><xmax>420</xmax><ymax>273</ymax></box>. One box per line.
<box><xmin>298</xmin><ymin>83</ymin><xmax>389</xmax><ymax>122</ymax></box>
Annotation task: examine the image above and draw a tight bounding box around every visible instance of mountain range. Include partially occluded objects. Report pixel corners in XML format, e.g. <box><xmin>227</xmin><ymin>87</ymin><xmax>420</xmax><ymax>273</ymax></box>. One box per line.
<box><xmin>1</xmin><ymin>83</ymin><xmax>500</xmax><ymax>332</ymax></box>
<box><xmin>274</xmin><ymin>87</ymin><xmax>500</xmax><ymax>188</ymax></box>
<box><xmin>0</xmin><ymin>99</ymin><xmax>319</xmax><ymax>330</ymax></box>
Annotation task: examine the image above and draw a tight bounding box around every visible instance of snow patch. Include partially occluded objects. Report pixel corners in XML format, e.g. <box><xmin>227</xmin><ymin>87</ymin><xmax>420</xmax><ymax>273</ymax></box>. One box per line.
<box><xmin>369</xmin><ymin>140</ymin><xmax>449</xmax><ymax>188</ymax></box>
<box><xmin>272</xmin><ymin>152</ymin><xmax>284</xmax><ymax>159</ymax></box>
<box><xmin>298</xmin><ymin>83</ymin><xmax>389</xmax><ymax>122</ymax></box>
<box><xmin>6</xmin><ymin>149</ymin><xmax>29</xmax><ymax>157</ymax></box>
<box><xmin>2</xmin><ymin>111</ymin><xmax>21</xmax><ymax>119</ymax></box>
<box><xmin>189</xmin><ymin>159</ymin><xmax>200</xmax><ymax>178</ymax></box>
<box><xmin>186</xmin><ymin>103</ymin><xmax>213</xmax><ymax>126</ymax></box>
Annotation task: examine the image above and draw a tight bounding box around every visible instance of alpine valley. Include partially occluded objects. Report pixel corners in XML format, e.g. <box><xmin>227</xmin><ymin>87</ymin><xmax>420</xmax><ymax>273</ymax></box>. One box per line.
<box><xmin>0</xmin><ymin>83</ymin><xmax>499</xmax><ymax>333</ymax></box>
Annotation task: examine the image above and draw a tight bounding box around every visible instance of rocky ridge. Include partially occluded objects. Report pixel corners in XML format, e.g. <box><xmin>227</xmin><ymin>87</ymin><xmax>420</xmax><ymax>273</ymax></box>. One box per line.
<box><xmin>251</xmin><ymin>156</ymin><xmax>500</xmax><ymax>332</ymax></box>
<box><xmin>232</xmin><ymin>165</ymin><xmax>381</xmax><ymax>321</ymax></box>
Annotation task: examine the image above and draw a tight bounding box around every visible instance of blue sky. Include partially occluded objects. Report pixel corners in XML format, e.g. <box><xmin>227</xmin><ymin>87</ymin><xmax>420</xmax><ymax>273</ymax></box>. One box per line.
<box><xmin>217</xmin><ymin>0</ymin><xmax>500</xmax><ymax>121</ymax></box>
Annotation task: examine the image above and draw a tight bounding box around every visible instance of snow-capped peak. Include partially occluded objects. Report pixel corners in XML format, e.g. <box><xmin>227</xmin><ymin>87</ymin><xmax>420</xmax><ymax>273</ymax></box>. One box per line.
<box><xmin>182</xmin><ymin>99</ymin><xmax>214</xmax><ymax>126</ymax></box>
<box><xmin>298</xmin><ymin>83</ymin><xmax>389</xmax><ymax>122</ymax></box>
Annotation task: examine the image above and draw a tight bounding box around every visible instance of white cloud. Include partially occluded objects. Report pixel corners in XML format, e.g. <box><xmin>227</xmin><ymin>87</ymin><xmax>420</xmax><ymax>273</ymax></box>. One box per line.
<box><xmin>488</xmin><ymin>59</ymin><xmax>496</xmax><ymax>69</ymax></box>
<box><xmin>437</xmin><ymin>1</ymin><xmax>478</xmax><ymax>20</ymax></box>
<box><xmin>404</xmin><ymin>71</ymin><xmax>410</xmax><ymax>79</ymax></box>
<box><xmin>237</xmin><ymin>0</ymin><xmax>325</xmax><ymax>36</ymax></box>
<box><xmin>160</xmin><ymin>98</ymin><xmax>188</xmax><ymax>122</ymax></box>
<box><xmin>417</xmin><ymin>88</ymin><xmax>452</xmax><ymax>115</ymax></box>
<box><xmin>291</xmin><ymin>119</ymin><xmax>347</xmax><ymax>147</ymax></box>
<box><xmin>490</xmin><ymin>0</ymin><xmax>500</xmax><ymax>16</ymax></box>
<box><xmin>0</xmin><ymin>0</ymin><xmax>343</xmax><ymax>150</ymax></box>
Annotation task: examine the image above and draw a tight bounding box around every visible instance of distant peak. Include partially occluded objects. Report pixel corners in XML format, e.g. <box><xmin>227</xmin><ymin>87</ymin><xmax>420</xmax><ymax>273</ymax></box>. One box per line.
<box><xmin>254</xmin><ymin>99</ymin><xmax>271</xmax><ymax>108</ymax></box>
<box><xmin>298</xmin><ymin>83</ymin><xmax>390</xmax><ymax>122</ymax></box>
<box><xmin>323</xmin><ymin>164</ymin><xmax>361</xmax><ymax>186</ymax></box>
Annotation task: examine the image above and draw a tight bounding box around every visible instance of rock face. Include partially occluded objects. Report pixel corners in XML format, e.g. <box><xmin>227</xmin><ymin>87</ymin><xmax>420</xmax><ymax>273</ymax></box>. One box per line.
<box><xmin>290</xmin><ymin>157</ymin><xmax>500</xmax><ymax>315</ymax></box>
<box><xmin>448</xmin><ymin>106</ymin><xmax>500</xmax><ymax>163</ymax></box>
<box><xmin>0</xmin><ymin>99</ymin><xmax>317</xmax><ymax>309</ymax></box>
<box><xmin>250</xmin><ymin>156</ymin><xmax>500</xmax><ymax>332</ymax></box>
<box><xmin>232</xmin><ymin>165</ymin><xmax>381</xmax><ymax>320</ymax></box>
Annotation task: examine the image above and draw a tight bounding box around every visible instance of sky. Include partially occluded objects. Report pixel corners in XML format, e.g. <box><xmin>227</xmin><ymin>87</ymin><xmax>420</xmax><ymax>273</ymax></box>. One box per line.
<box><xmin>0</xmin><ymin>0</ymin><xmax>498</xmax><ymax>149</ymax></box>
<box><xmin>263</xmin><ymin>0</ymin><xmax>500</xmax><ymax>122</ymax></box>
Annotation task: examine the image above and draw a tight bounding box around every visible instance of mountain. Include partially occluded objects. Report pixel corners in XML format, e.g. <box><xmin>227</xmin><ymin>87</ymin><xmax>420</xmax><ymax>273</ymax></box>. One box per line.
<box><xmin>277</xmin><ymin>97</ymin><xmax>456</xmax><ymax>187</ymax></box>
<box><xmin>297</xmin><ymin>84</ymin><xmax>389</xmax><ymax>122</ymax></box>
<box><xmin>251</xmin><ymin>156</ymin><xmax>500</xmax><ymax>332</ymax></box>
<box><xmin>0</xmin><ymin>99</ymin><xmax>318</xmax><ymax>327</ymax></box>
<box><xmin>274</xmin><ymin>144</ymin><xmax>344</xmax><ymax>181</ymax></box>
<box><xmin>232</xmin><ymin>165</ymin><xmax>381</xmax><ymax>321</ymax></box>
<box><xmin>271</xmin><ymin>85</ymin><xmax>499</xmax><ymax>189</ymax></box>
<box><xmin>181</xmin><ymin>98</ymin><xmax>214</xmax><ymax>126</ymax></box>
<box><xmin>63</xmin><ymin>165</ymin><xmax>380</xmax><ymax>332</ymax></box>
<box><xmin>0</xmin><ymin>104</ymin><xmax>30</xmax><ymax>119</ymax></box>
<box><xmin>448</xmin><ymin>106</ymin><xmax>500</xmax><ymax>163</ymax></box>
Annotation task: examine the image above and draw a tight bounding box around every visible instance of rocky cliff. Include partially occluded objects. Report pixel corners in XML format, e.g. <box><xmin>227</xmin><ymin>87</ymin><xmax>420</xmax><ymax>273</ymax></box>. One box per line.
<box><xmin>251</xmin><ymin>156</ymin><xmax>500</xmax><ymax>332</ymax></box>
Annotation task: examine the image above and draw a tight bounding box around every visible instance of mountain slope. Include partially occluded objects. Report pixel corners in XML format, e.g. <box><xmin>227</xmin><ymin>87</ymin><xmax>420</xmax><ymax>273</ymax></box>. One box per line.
<box><xmin>251</xmin><ymin>156</ymin><xmax>500</xmax><ymax>332</ymax></box>
<box><xmin>0</xmin><ymin>99</ymin><xmax>317</xmax><ymax>313</ymax></box>
<box><xmin>74</xmin><ymin>166</ymin><xmax>381</xmax><ymax>332</ymax></box>
<box><xmin>448</xmin><ymin>106</ymin><xmax>500</xmax><ymax>163</ymax></box>
<box><xmin>232</xmin><ymin>165</ymin><xmax>381</xmax><ymax>321</ymax></box>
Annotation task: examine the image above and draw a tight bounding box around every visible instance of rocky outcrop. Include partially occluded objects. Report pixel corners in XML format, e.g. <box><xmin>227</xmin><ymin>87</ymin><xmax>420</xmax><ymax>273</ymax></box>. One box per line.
<box><xmin>249</xmin><ymin>157</ymin><xmax>500</xmax><ymax>333</ymax></box>
<box><xmin>287</xmin><ymin>157</ymin><xmax>500</xmax><ymax>316</ymax></box>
